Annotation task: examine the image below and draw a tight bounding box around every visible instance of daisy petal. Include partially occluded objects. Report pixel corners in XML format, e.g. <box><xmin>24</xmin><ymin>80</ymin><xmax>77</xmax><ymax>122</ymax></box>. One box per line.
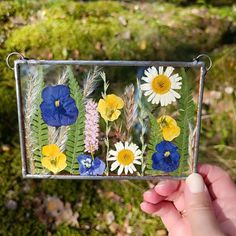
<box><xmin>133</xmin><ymin>160</ymin><xmax>141</xmax><ymax>165</ymax></box>
<box><xmin>164</xmin><ymin>66</ymin><xmax>174</xmax><ymax>77</ymax></box>
<box><xmin>140</xmin><ymin>83</ymin><xmax>151</xmax><ymax>91</ymax></box>
<box><xmin>171</xmin><ymin>89</ymin><xmax>181</xmax><ymax>99</ymax></box>
<box><xmin>147</xmin><ymin>93</ymin><xmax>156</xmax><ymax>102</ymax></box>
<box><xmin>131</xmin><ymin>164</ymin><xmax>137</xmax><ymax>171</ymax></box>
<box><xmin>117</xmin><ymin>165</ymin><xmax>124</xmax><ymax>175</ymax></box>
<box><xmin>111</xmin><ymin>161</ymin><xmax>119</xmax><ymax>171</ymax></box>
<box><xmin>141</xmin><ymin>76</ymin><xmax>150</xmax><ymax>83</ymax></box>
<box><xmin>144</xmin><ymin>90</ymin><xmax>153</xmax><ymax>96</ymax></box>
<box><xmin>125</xmin><ymin>166</ymin><xmax>128</xmax><ymax>175</ymax></box>
<box><xmin>128</xmin><ymin>166</ymin><xmax>133</xmax><ymax>174</ymax></box>
<box><xmin>159</xmin><ymin>66</ymin><xmax>164</xmax><ymax>75</ymax></box>
<box><xmin>107</xmin><ymin>156</ymin><xmax>117</xmax><ymax>161</ymax></box>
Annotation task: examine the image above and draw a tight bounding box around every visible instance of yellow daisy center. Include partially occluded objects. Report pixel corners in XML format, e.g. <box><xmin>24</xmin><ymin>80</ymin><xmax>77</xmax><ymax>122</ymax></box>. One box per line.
<box><xmin>117</xmin><ymin>149</ymin><xmax>135</xmax><ymax>166</ymax></box>
<box><xmin>152</xmin><ymin>75</ymin><xmax>171</xmax><ymax>94</ymax></box>
<box><xmin>164</xmin><ymin>151</ymin><xmax>171</xmax><ymax>157</ymax></box>
<box><xmin>55</xmin><ymin>100</ymin><xmax>60</xmax><ymax>107</ymax></box>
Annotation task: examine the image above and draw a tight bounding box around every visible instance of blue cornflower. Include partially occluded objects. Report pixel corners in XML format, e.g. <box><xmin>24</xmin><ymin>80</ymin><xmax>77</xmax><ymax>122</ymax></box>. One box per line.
<box><xmin>77</xmin><ymin>154</ymin><xmax>105</xmax><ymax>176</ymax></box>
<box><xmin>40</xmin><ymin>85</ymin><xmax>78</xmax><ymax>127</ymax></box>
<box><xmin>152</xmin><ymin>141</ymin><xmax>180</xmax><ymax>172</ymax></box>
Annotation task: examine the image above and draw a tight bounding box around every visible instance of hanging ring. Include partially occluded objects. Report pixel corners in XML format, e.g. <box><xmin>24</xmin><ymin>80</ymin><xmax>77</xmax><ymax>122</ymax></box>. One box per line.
<box><xmin>193</xmin><ymin>54</ymin><xmax>212</xmax><ymax>71</ymax></box>
<box><xmin>6</xmin><ymin>52</ymin><xmax>26</xmax><ymax>70</ymax></box>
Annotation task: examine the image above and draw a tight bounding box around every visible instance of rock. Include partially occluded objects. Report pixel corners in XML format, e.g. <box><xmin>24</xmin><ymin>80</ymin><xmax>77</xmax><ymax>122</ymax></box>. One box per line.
<box><xmin>5</xmin><ymin>200</ymin><xmax>17</xmax><ymax>210</ymax></box>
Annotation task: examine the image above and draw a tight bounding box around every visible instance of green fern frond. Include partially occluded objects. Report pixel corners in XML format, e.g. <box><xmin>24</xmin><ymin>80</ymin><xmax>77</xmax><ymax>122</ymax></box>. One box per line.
<box><xmin>175</xmin><ymin>68</ymin><xmax>195</xmax><ymax>176</ymax></box>
<box><xmin>65</xmin><ymin>66</ymin><xmax>85</xmax><ymax>174</ymax></box>
<box><xmin>30</xmin><ymin>68</ymin><xmax>48</xmax><ymax>174</ymax></box>
<box><xmin>145</xmin><ymin>112</ymin><xmax>163</xmax><ymax>174</ymax></box>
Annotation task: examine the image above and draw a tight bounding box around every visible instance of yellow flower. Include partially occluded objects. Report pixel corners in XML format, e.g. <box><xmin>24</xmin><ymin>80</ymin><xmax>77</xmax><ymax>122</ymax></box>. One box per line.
<box><xmin>97</xmin><ymin>94</ymin><xmax>124</xmax><ymax>121</ymax></box>
<box><xmin>157</xmin><ymin>115</ymin><xmax>180</xmax><ymax>141</ymax></box>
<box><xmin>41</xmin><ymin>144</ymin><xmax>67</xmax><ymax>174</ymax></box>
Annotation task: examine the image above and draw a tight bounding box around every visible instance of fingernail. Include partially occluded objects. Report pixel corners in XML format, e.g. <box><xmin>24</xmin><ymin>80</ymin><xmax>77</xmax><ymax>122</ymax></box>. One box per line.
<box><xmin>186</xmin><ymin>173</ymin><xmax>205</xmax><ymax>193</ymax></box>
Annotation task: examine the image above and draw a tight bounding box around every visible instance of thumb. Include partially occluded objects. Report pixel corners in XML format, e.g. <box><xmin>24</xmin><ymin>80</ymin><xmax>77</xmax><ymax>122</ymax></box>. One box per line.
<box><xmin>185</xmin><ymin>173</ymin><xmax>224</xmax><ymax>236</ymax></box>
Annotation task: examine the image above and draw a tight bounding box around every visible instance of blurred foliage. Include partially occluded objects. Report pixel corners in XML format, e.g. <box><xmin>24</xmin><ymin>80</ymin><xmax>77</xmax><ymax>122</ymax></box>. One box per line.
<box><xmin>0</xmin><ymin>0</ymin><xmax>235</xmax><ymax>235</ymax></box>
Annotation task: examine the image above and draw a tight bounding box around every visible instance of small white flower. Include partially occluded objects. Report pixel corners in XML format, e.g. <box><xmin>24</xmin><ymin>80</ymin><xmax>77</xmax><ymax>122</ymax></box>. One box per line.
<box><xmin>225</xmin><ymin>86</ymin><xmax>234</xmax><ymax>95</ymax></box>
<box><xmin>140</xmin><ymin>66</ymin><xmax>182</xmax><ymax>106</ymax></box>
<box><xmin>108</xmin><ymin>141</ymin><xmax>142</xmax><ymax>175</ymax></box>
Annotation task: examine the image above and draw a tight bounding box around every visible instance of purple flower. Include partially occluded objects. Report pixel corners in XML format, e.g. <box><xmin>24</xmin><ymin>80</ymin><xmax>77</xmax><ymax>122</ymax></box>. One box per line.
<box><xmin>77</xmin><ymin>154</ymin><xmax>105</xmax><ymax>176</ymax></box>
<box><xmin>84</xmin><ymin>100</ymin><xmax>99</xmax><ymax>154</ymax></box>
<box><xmin>40</xmin><ymin>85</ymin><xmax>78</xmax><ymax>127</ymax></box>
<box><xmin>152</xmin><ymin>141</ymin><xmax>180</xmax><ymax>172</ymax></box>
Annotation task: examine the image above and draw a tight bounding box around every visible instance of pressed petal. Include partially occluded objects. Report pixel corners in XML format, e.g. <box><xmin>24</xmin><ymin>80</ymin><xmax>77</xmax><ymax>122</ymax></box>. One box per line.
<box><xmin>111</xmin><ymin>161</ymin><xmax>120</xmax><ymax>171</ymax></box>
<box><xmin>106</xmin><ymin>94</ymin><xmax>124</xmax><ymax>109</ymax></box>
<box><xmin>128</xmin><ymin>166</ymin><xmax>133</xmax><ymax>174</ymax></box>
<box><xmin>164</xmin><ymin>66</ymin><xmax>174</xmax><ymax>77</ymax></box>
<box><xmin>133</xmin><ymin>160</ymin><xmax>141</xmax><ymax>165</ymax></box>
<box><xmin>117</xmin><ymin>165</ymin><xmax>124</xmax><ymax>175</ymax></box>
<box><xmin>170</xmin><ymin>89</ymin><xmax>181</xmax><ymax>99</ymax></box>
<box><xmin>140</xmin><ymin>83</ymin><xmax>151</xmax><ymax>91</ymax></box>
<box><xmin>130</xmin><ymin>164</ymin><xmax>137</xmax><ymax>172</ymax></box>
<box><xmin>108</xmin><ymin>150</ymin><xmax>117</xmax><ymax>157</ymax></box>
<box><xmin>97</xmin><ymin>99</ymin><xmax>106</xmax><ymax>114</ymax></box>
<box><xmin>55</xmin><ymin>153</ymin><xmax>67</xmax><ymax>173</ymax></box>
<box><xmin>147</xmin><ymin>93</ymin><xmax>156</xmax><ymax>102</ymax></box>
<box><xmin>144</xmin><ymin>90</ymin><xmax>153</xmax><ymax>96</ymax></box>
<box><xmin>42</xmin><ymin>157</ymin><xmax>58</xmax><ymax>174</ymax></box>
<box><xmin>42</xmin><ymin>144</ymin><xmax>60</xmax><ymax>157</ymax></box>
<box><xmin>141</xmin><ymin>76</ymin><xmax>151</xmax><ymax>83</ymax></box>
<box><xmin>159</xmin><ymin>66</ymin><xmax>164</xmax><ymax>75</ymax></box>
<box><xmin>150</xmin><ymin>66</ymin><xmax>158</xmax><ymax>77</ymax></box>
<box><xmin>162</xmin><ymin>126</ymin><xmax>180</xmax><ymax>141</ymax></box>
<box><xmin>115</xmin><ymin>141</ymin><xmax>124</xmax><ymax>151</ymax></box>
<box><xmin>125</xmin><ymin>166</ymin><xmax>129</xmax><ymax>175</ymax></box>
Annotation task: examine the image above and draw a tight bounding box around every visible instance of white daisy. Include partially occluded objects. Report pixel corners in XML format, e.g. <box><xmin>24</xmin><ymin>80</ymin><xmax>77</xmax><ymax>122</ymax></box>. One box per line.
<box><xmin>140</xmin><ymin>66</ymin><xmax>182</xmax><ymax>106</ymax></box>
<box><xmin>108</xmin><ymin>141</ymin><xmax>142</xmax><ymax>175</ymax></box>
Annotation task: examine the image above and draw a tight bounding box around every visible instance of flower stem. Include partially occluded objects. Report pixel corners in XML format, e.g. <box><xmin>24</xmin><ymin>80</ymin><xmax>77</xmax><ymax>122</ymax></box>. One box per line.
<box><xmin>105</xmin><ymin>120</ymin><xmax>110</xmax><ymax>176</ymax></box>
<box><xmin>137</xmin><ymin>79</ymin><xmax>148</xmax><ymax>176</ymax></box>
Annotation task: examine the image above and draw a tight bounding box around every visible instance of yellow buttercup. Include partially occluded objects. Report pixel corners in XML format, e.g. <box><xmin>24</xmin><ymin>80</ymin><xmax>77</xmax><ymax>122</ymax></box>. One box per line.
<box><xmin>41</xmin><ymin>144</ymin><xmax>67</xmax><ymax>174</ymax></box>
<box><xmin>97</xmin><ymin>94</ymin><xmax>124</xmax><ymax>122</ymax></box>
<box><xmin>157</xmin><ymin>115</ymin><xmax>180</xmax><ymax>141</ymax></box>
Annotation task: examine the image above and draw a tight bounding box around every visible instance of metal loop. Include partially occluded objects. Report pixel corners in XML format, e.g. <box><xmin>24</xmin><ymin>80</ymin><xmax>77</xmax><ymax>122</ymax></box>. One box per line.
<box><xmin>193</xmin><ymin>54</ymin><xmax>212</xmax><ymax>71</ymax></box>
<box><xmin>6</xmin><ymin>52</ymin><xmax>26</xmax><ymax>70</ymax></box>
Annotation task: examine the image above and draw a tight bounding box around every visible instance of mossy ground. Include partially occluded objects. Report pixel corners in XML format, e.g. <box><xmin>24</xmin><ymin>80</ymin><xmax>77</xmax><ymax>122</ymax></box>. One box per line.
<box><xmin>0</xmin><ymin>0</ymin><xmax>235</xmax><ymax>235</ymax></box>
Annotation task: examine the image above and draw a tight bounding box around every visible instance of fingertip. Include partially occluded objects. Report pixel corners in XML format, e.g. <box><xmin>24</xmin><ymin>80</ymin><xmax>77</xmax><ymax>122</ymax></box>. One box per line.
<box><xmin>140</xmin><ymin>201</ymin><xmax>151</xmax><ymax>213</ymax></box>
<box><xmin>155</xmin><ymin>180</ymin><xmax>180</xmax><ymax>196</ymax></box>
<box><xmin>143</xmin><ymin>189</ymin><xmax>164</xmax><ymax>204</ymax></box>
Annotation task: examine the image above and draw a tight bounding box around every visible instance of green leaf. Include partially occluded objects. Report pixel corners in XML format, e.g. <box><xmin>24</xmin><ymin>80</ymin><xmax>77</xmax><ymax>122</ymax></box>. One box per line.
<box><xmin>145</xmin><ymin>112</ymin><xmax>163</xmax><ymax>175</ymax></box>
<box><xmin>30</xmin><ymin>67</ymin><xmax>48</xmax><ymax>174</ymax></box>
<box><xmin>175</xmin><ymin>68</ymin><xmax>195</xmax><ymax>176</ymax></box>
<box><xmin>65</xmin><ymin>66</ymin><xmax>85</xmax><ymax>174</ymax></box>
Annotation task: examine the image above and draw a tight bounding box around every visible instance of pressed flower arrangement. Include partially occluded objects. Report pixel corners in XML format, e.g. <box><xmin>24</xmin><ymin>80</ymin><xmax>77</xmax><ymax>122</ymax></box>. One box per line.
<box><xmin>11</xmin><ymin>58</ymin><xmax>208</xmax><ymax>179</ymax></box>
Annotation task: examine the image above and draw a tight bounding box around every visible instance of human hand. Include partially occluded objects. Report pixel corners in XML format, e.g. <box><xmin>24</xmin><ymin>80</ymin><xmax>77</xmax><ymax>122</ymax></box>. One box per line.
<box><xmin>140</xmin><ymin>164</ymin><xmax>236</xmax><ymax>236</ymax></box>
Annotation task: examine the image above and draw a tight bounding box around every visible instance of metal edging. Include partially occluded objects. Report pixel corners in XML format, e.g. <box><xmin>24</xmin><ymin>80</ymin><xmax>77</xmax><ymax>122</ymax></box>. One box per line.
<box><xmin>14</xmin><ymin>61</ymin><xmax>28</xmax><ymax>177</ymax></box>
<box><xmin>14</xmin><ymin>59</ymin><xmax>205</xmax><ymax>68</ymax></box>
<box><xmin>13</xmin><ymin>59</ymin><xmax>207</xmax><ymax>180</ymax></box>
<box><xmin>192</xmin><ymin>65</ymin><xmax>207</xmax><ymax>173</ymax></box>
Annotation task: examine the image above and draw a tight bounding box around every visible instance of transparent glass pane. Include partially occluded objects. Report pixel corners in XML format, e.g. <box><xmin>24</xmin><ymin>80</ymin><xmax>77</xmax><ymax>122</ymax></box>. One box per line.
<box><xmin>18</xmin><ymin>62</ymin><xmax>202</xmax><ymax>179</ymax></box>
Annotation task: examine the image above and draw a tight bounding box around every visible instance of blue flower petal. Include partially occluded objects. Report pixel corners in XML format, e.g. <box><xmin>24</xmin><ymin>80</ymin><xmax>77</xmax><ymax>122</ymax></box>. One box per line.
<box><xmin>152</xmin><ymin>141</ymin><xmax>180</xmax><ymax>173</ymax></box>
<box><xmin>77</xmin><ymin>155</ymin><xmax>105</xmax><ymax>176</ymax></box>
<box><xmin>40</xmin><ymin>85</ymin><xmax>78</xmax><ymax>127</ymax></box>
<box><xmin>92</xmin><ymin>158</ymin><xmax>105</xmax><ymax>175</ymax></box>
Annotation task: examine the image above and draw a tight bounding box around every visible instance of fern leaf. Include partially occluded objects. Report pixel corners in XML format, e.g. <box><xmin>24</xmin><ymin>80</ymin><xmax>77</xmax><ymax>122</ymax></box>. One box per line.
<box><xmin>145</xmin><ymin>112</ymin><xmax>163</xmax><ymax>174</ymax></box>
<box><xmin>30</xmin><ymin>69</ymin><xmax>49</xmax><ymax>174</ymax></box>
<box><xmin>65</xmin><ymin>66</ymin><xmax>85</xmax><ymax>174</ymax></box>
<box><xmin>175</xmin><ymin>68</ymin><xmax>195</xmax><ymax>176</ymax></box>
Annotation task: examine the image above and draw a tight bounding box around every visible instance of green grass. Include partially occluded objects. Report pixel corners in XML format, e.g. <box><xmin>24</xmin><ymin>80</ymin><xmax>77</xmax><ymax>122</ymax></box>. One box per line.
<box><xmin>0</xmin><ymin>0</ymin><xmax>235</xmax><ymax>235</ymax></box>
